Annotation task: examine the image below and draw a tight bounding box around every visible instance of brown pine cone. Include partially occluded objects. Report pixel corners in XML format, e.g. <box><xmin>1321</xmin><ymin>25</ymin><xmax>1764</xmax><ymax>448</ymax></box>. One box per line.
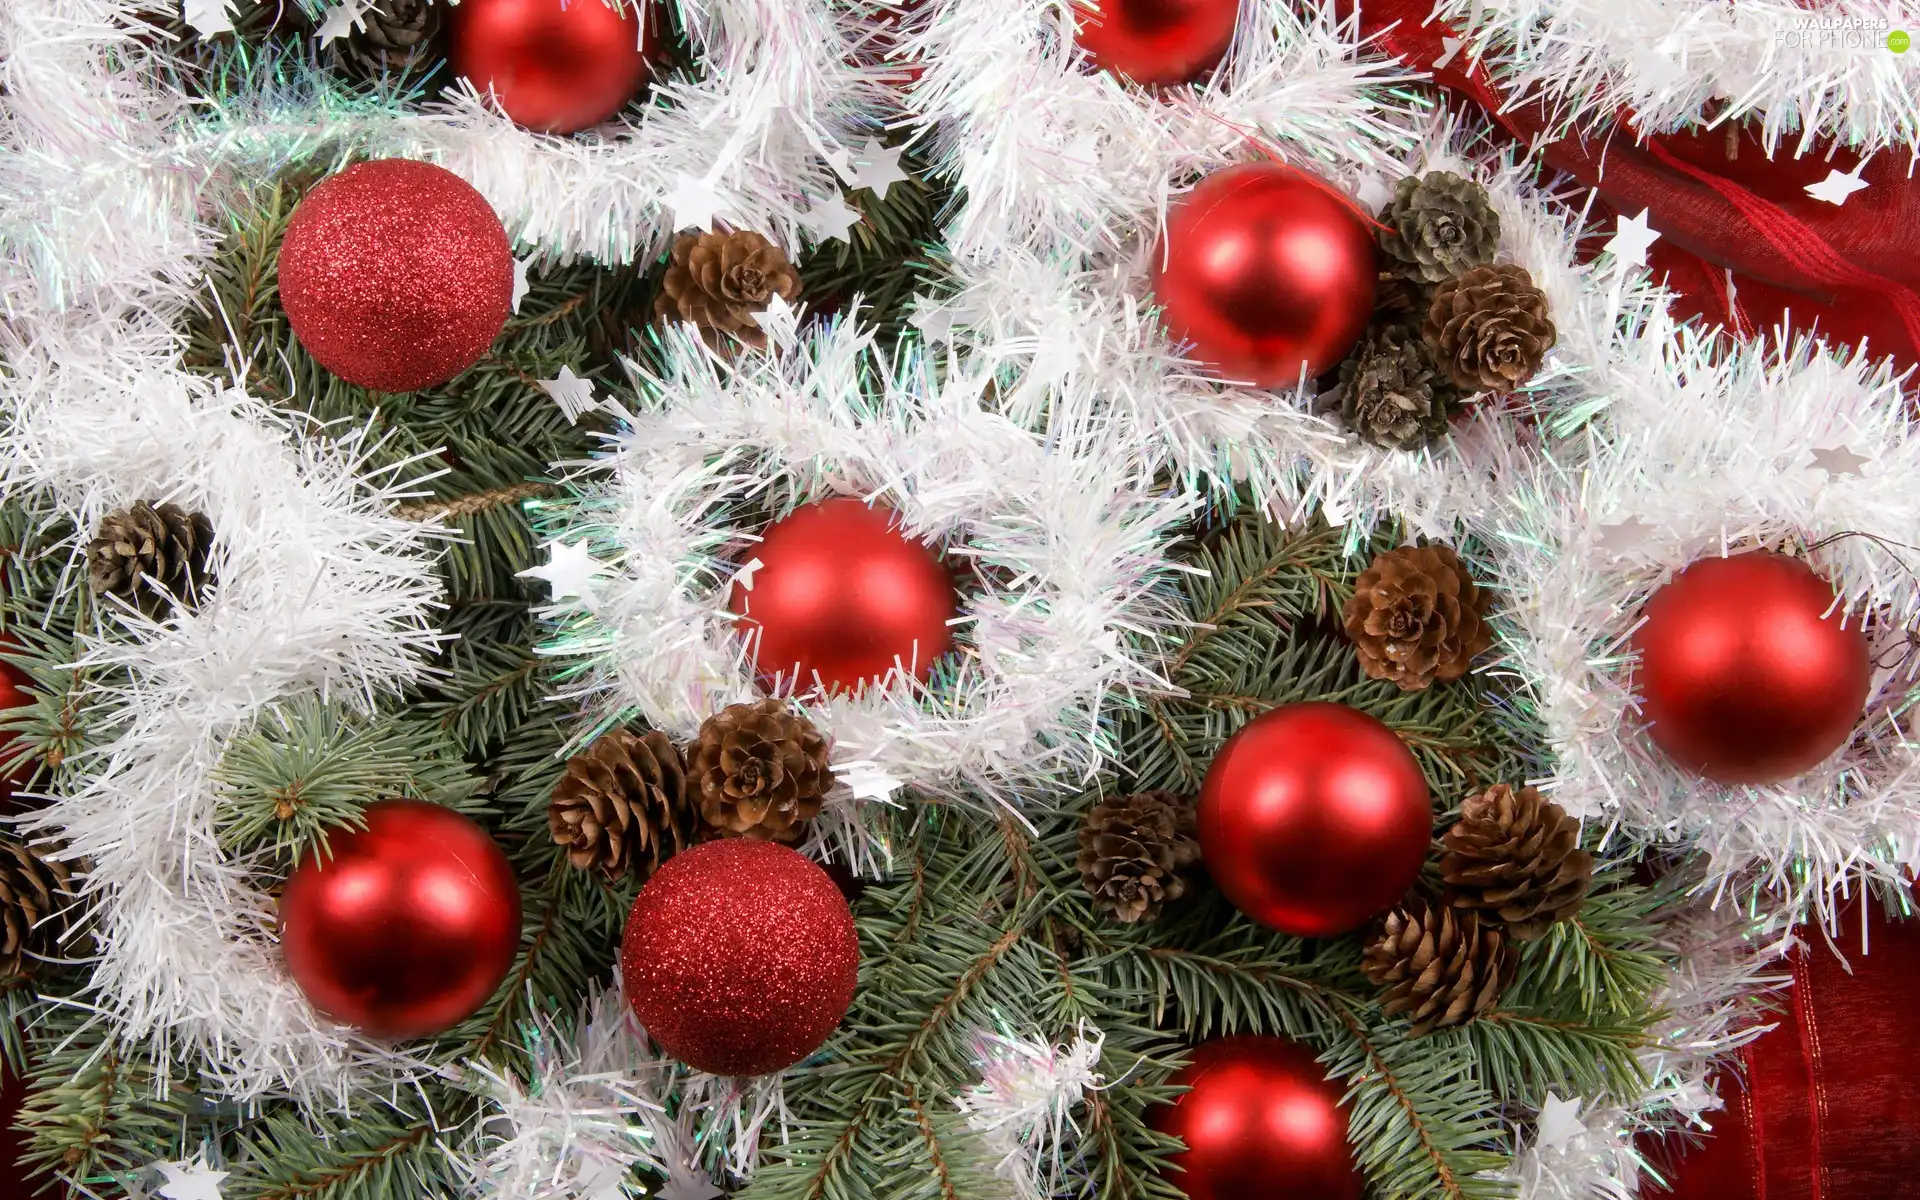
<box><xmin>1342</xmin><ymin>544</ymin><xmax>1492</xmax><ymax>691</ymax></box>
<box><xmin>1441</xmin><ymin>784</ymin><xmax>1593</xmax><ymax>941</ymax></box>
<box><xmin>653</xmin><ymin>231</ymin><xmax>802</xmax><ymax>351</ymax></box>
<box><xmin>86</xmin><ymin>500</ymin><xmax>216</xmax><ymax>617</ymax></box>
<box><xmin>1076</xmin><ymin>790</ymin><xmax>1200</xmax><ymax>924</ymax></box>
<box><xmin>1377</xmin><ymin>172</ymin><xmax>1501</xmax><ymax>284</ymax></box>
<box><xmin>329</xmin><ymin>0</ymin><xmax>443</xmax><ymax>80</ymax></box>
<box><xmin>549</xmin><ymin>729</ymin><xmax>695</xmax><ymax>881</ymax></box>
<box><xmin>1336</xmin><ymin>324</ymin><xmax>1458</xmax><ymax>452</ymax></box>
<box><xmin>0</xmin><ymin>838</ymin><xmax>74</xmax><ymax>982</ymax></box>
<box><xmin>1362</xmin><ymin>895</ymin><xmax>1516</xmax><ymax>1036</ymax></box>
<box><xmin>691</xmin><ymin>699</ymin><xmax>832</xmax><ymax>841</ymax></box>
<box><xmin>1423</xmin><ymin>263</ymin><xmax>1556</xmax><ymax>393</ymax></box>
<box><xmin>1372</xmin><ymin>273</ymin><xmax>1433</xmax><ymax>328</ymax></box>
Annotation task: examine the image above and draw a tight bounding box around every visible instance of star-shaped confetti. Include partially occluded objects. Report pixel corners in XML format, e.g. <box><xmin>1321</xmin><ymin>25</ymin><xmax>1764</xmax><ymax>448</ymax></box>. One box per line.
<box><xmin>576</xmin><ymin>1160</ymin><xmax>630</xmax><ymax>1200</ymax></box>
<box><xmin>835</xmin><ymin>759</ymin><xmax>906</xmax><ymax>803</ymax></box>
<box><xmin>1432</xmin><ymin>35</ymin><xmax>1464</xmax><ymax>68</ymax></box>
<box><xmin>1604</xmin><ymin>209</ymin><xmax>1660</xmax><ymax>270</ymax></box>
<box><xmin>538</xmin><ymin>365</ymin><xmax>598</xmax><ymax>424</ymax></box>
<box><xmin>732</xmin><ymin>556</ymin><xmax>765</xmax><ymax>593</ymax></box>
<box><xmin>183</xmin><ymin>0</ymin><xmax>236</xmax><ymax>36</ymax></box>
<box><xmin>802</xmin><ymin>193</ymin><xmax>862</xmax><ymax>243</ymax></box>
<box><xmin>517</xmin><ymin>539</ymin><xmax>608</xmax><ymax>605</ymax></box>
<box><xmin>1805</xmin><ymin>168</ymin><xmax>1869</xmax><ymax>207</ymax></box>
<box><xmin>1597</xmin><ymin>516</ymin><xmax>1657</xmax><ymax>552</ymax></box>
<box><xmin>314</xmin><ymin>0</ymin><xmax>368</xmax><ymax>44</ymax></box>
<box><xmin>1808</xmin><ymin>444</ymin><xmax>1871</xmax><ymax>477</ymax></box>
<box><xmin>850</xmin><ymin>139</ymin><xmax>911</xmax><ymax>200</ymax></box>
<box><xmin>1352</xmin><ymin>175</ymin><xmax>1393</xmax><ymax>212</ymax></box>
<box><xmin>510</xmin><ymin>257</ymin><xmax>532</xmax><ymax>314</ymax></box>
<box><xmin>1533</xmin><ymin>1092</ymin><xmax>1587</xmax><ymax>1152</ymax></box>
<box><xmin>663</xmin><ymin>174</ymin><xmax>726</xmax><ymax>232</ymax></box>
<box><xmin>908</xmin><ymin>300</ymin><xmax>956</xmax><ymax>345</ymax></box>
<box><xmin>750</xmin><ymin>293</ymin><xmax>802</xmax><ymax>351</ymax></box>
<box><xmin>156</xmin><ymin>1158</ymin><xmax>230</xmax><ymax>1200</ymax></box>
<box><xmin>658</xmin><ymin>1174</ymin><xmax>725</xmax><ymax>1200</ymax></box>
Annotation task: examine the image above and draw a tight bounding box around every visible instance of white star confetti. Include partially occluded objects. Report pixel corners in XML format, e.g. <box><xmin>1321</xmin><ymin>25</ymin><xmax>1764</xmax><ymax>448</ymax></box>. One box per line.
<box><xmin>1603</xmin><ymin>210</ymin><xmax>1660</xmax><ymax>271</ymax></box>
<box><xmin>1432</xmin><ymin>35</ymin><xmax>1464</xmax><ymax>68</ymax></box>
<box><xmin>1596</xmin><ymin>516</ymin><xmax>1658</xmax><ymax>552</ymax></box>
<box><xmin>908</xmin><ymin>300</ymin><xmax>956</xmax><ymax>345</ymax></box>
<box><xmin>750</xmin><ymin>293</ymin><xmax>802</xmax><ymax>351</ymax></box>
<box><xmin>824</xmin><ymin>147</ymin><xmax>858</xmax><ymax>184</ymax></box>
<box><xmin>1533</xmin><ymin>1092</ymin><xmax>1587</xmax><ymax>1152</ymax></box>
<box><xmin>314</xmin><ymin>0</ymin><xmax>369</xmax><ymax>44</ymax></box>
<box><xmin>802</xmin><ymin>193</ymin><xmax>862</xmax><ymax>243</ymax></box>
<box><xmin>850</xmin><ymin>139</ymin><xmax>911</xmax><ymax>200</ymax></box>
<box><xmin>538</xmin><ymin>366</ymin><xmax>599</xmax><ymax>425</ymax></box>
<box><xmin>835</xmin><ymin>760</ymin><xmax>907</xmax><ymax>803</ymax></box>
<box><xmin>156</xmin><ymin>1158</ymin><xmax>230</xmax><ymax>1200</ymax></box>
<box><xmin>732</xmin><ymin>556</ymin><xmax>765</xmax><ymax>592</ymax></box>
<box><xmin>663</xmin><ymin>174</ymin><xmax>727</xmax><ymax>233</ymax></box>
<box><xmin>1808</xmin><ymin>445</ymin><xmax>1870</xmax><ymax>477</ymax></box>
<box><xmin>657</xmin><ymin>1173</ymin><xmax>725</xmax><ymax>1200</ymax></box>
<box><xmin>511</xmin><ymin>257</ymin><xmax>532</xmax><ymax>314</ymax></box>
<box><xmin>1805</xmin><ymin>168</ymin><xmax>1869</xmax><ymax>207</ymax></box>
<box><xmin>518</xmin><ymin>539</ymin><xmax>608</xmax><ymax>606</ymax></box>
<box><xmin>1353</xmin><ymin>175</ymin><xmax>1393</xmax><ymax>212</ymax></box>
<box><xmin>183</xmin><ymin>0</ymin><xmax>235</xmax><ymax>36</ymax></box>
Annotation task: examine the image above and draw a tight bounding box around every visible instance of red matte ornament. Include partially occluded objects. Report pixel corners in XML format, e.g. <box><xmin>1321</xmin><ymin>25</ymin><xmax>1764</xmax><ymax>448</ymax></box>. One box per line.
<box><xmin>1073</xmin><ymin>0</ymin><xmax>1241</xmax><ymax>86</ymax></box>
<box><xmin>450</xmin><ymin>0</ymin><xmax>653</xmax><ymax>135</ymax></box>
<box><xmin>1152</xmin><ymin>1035</ymin><xmax>1365</xmax><ymax>1200</ymax></box>
<box><xmin>1198</xmin><ymin>702</ymin><xmax>1431</xmax><ymax>937</ymax></box>
<box><xmin>1630</xmin><ymin>551</ymin><xmax>1869</xmax><ymax>785</ymax></box>
<box><xmin>279</xmin><ymin>159</ymin><xmax>514</xmax><ymax>393</ymax></box>
<box><xmin>622</xmin><ymin>839</ymin><xmax>859</xmax><ymax>1077</ymax></box>
<box><xmin>729</xmin><ymin>498</ymin><xmax>957</xmax><ymax>695</ymax></box>
<box><xmin>1153</xmin><ymin>163</ymin><xmax>1377</xmax><ymax>387</ymax></box>
<box><xmin>280</xmin><ymin>799</ymin><xmax>521</xmax><ymax>1040</ymax></box>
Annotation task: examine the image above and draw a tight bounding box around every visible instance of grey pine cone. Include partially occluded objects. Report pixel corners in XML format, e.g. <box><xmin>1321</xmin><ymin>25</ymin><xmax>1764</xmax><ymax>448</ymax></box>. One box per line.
<box><xmin>86</xmin><ymin>500</ymin><xmax>216</xmax><ymax>617</ymax></box>
<box><xmin>1377</xmin><ymin>172</ymin><xmax>1501</xmax><ymax>284</ymax></box>
<box><xmin>330</xmin><ymin>0</ymin><xmax>442</xmax><ymax>80</ymax></box>
<box><xmin>1336</xmin><ymin>324</ymin><xmax>1456</xmax><ymax>451</ymax></box>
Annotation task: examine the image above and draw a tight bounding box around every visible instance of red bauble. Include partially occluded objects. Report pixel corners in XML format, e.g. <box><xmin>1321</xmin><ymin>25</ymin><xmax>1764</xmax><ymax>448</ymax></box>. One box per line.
<box><xmin>280</xmin><ymin>799</ymin><xmax>521</xmax><ymax>1040</ymax></box>
<box><xmin>1198</xmin><ymin>703</ymin><xmax>1431</xmax><ymax>937</ymax></box>
<box><xmin>622</xmin><ymin>839</ymin><xmax>859</xmax><ymax>1077</ymax></box>
<box><xmin>279</xmin><ymin>159</ymin><xmax>513</xmax><ymax>393</ymax></box>
<box><xmin>1152</xmin><ymin>1036</ymin><xmax>1364</xmax><ymax>1200</ymax></box>
<box><xmin>729</xmin><ymin>498</ymin><xmax>957</xmax><ymax>695</ymax></box>
<box><xmin>0</xmin><ymin>650</ymin><xmax>30</xmax><ymax>794</ymax></box>
<box><xmin>1073</xmin><ymin>0</ymin><xmax>1241</xmax><ymax>85</ymax></box>
<box><xmin>1152</xmin><ymin>163</ymin><xmax>1377</xmax><ymax>387</ymax></box>
<box><xmin>451</xmin><ymin>0</ymin><xmax>653</xmax><ymax>135</ymax></box>
<box><xmin>1630</xmin><ymin>551</ymin><xmax>1869</xmax><ymax>785</ymax></box>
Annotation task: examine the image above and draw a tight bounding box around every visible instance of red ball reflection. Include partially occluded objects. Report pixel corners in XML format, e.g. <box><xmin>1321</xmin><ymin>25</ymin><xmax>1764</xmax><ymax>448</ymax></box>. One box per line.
<box><xmin>1074</xmin><ymin>0</ymin><xmax>1242</xmax><ymax>86</ymax></box>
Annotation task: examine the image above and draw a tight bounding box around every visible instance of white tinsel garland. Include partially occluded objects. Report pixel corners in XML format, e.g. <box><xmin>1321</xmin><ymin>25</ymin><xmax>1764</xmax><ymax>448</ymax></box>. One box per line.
<box><xmin>953</xmin><ymin>1025</ymin><xmax>1105</xmax><ymax>1200</ymax></box>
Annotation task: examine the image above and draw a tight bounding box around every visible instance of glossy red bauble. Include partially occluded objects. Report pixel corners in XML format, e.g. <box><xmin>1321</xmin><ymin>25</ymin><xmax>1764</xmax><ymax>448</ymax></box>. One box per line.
<box><xmin>729</xmin><ymin>498</ymin><xmax>957</xmax><ymax>695</ymax></box>
<box><xmin>0</xmin><ymin>648</ymin><xmax>31</xmax><ymax>795</ymax></box>
<box><xmin>1153</xmin><ymin>163</ymin><xmax>1377</xmax><ymax>387</ymax></box>
<box><xmin>1198</xmin><ymin>703</ymin><xmax>1431</xmax><ymax>937</ymax></box>
<box><xmin>622</xmin><ymin>839</ymin><xmax>859</xmax><ymax>1077</ymax></box>
<box><xmin>1152</xmin><ymin>1036</ymin><xmax>1365</xmax><ymax>1200</ymax></box>
<box><xmin>1630</xmin><ymin>551</ymin><xmax>1869</xmax><ymax>785</ymax></box>
<box><xmin>280</xmin><ymin>800</ymin><xmax>521</xmax><ymax>1040</ymax></box>
<box><xmin>450</xmin><ymin>0</ymin><xmax>653</xmax><ymax>135</ymax></box>
<box><xmin>279</xmin><ymin>159</ymin><xmax>513</xmax><ymax>393</ymax></box>
<box><xmin>1074</xmin><ymin>0</ymin><xmax>1241</xmax><ymax>86</ymax></box>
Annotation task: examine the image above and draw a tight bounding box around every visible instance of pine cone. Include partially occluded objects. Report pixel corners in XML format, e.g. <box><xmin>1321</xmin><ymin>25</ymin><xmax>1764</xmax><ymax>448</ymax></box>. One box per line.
<box><xmin>1336</xmin><ymin>324</ymin><xmax>1457</xmax><ymax>451</ymax></box>
<box><xmin>86</xmin><ymin>500</ymin><xmax>216</xmax><ymax>617</ymax></box>
<box><xmin>1441</xmin><ymin>784</ymin><xmax>1593</xmax><ymax>941</ymax></box>
<box><xmin>1076</xmin><ymin>790</ymin><xmax>1200</xmax><ymax>923</ymax></box>
<box><xmin>654</xmin><ymin>231</ymin><xmax>802</xmax><ymax>351</ymax></box>
<box><xmin>0</xmin><ymin>838</ymin><xmax>74</xmax><ymax>981</ymax></box>
<box><xmin>549</xmin><ymin>729</ymin><xmax>696</xmax><ymax>881</ymax></box>
<box><xmin>691</xmin><ymin>699</ymin><xmax>832</xmax><ymax>841</ymax></box>
<box><xmin>1423</xmin><ymin>264</ymin><xmax>1556</xmax><ymax>393</ymax></box>
<box><xmin>1362</xmin><ymin>895</ymin><xmax>1515</xmax><ymax>1036</ymax></box>
<box><xmin>1377</xmin><ymin>172</ymin><xmax>1501</xmax><ymax>284</ymax></box>
<box><xmin>329</xmin><ymin>0</ymin><xmax>442</xmax><ymax>79</ymax></box>
<box><xmin>1372</xmin><ymin>273</ymin><xmax>1432</xmax><ymax>328</ymax></box>
<box><xmin>1343</xmin><ymin>544</ymin><xmax>1493</xmax><ymax>691</ymax></box>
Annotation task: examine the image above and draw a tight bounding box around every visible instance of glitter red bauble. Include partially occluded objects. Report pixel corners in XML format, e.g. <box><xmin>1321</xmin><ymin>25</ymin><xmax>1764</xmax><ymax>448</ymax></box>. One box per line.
<box><xmin>729</xmin><ymin>498</ymin><xmax>957</xmax><ymax>695</ymax></box>
<box><xmin>621</xmin><ymin>839</ymin><xmax>859</xmax><ymax>1077</ymax></box>
<box><xmin>279</xmin><ymin>799</ymin><xmax>521</xmax><ymax>1040</ymax></box>
<box><xmin>1630</xmin><ymin>551</ymin><xmax>1870</xmax><ymax>785</ymax></box>
<box><xmin>450</xmin><ymin>0</ymin><xmax>653</xmax><ymax>135</ymax></box>
<box><xmin>278</xmin><ymin>159</ymin><xmax>513</xmax><ymax>393</ymax></box>
<box><xmin>1151</xmin><ymin>1036</ymin><xmax>1365</xmax><ymax>1200</ymax></box>
<box><xmin>1198</xmin><ymin>703</ymin><xmax>1431</xmax><ymax>937</ymax></box>
<box><xmin>1153</xmin><ymin>163</ymin><xmax>1377</xmax><ymax>387</ymax></box>
<box><xmin>1073</xmin><ymin>0</ymin><xmax>1241</xmax><ymax>85</ymax></box>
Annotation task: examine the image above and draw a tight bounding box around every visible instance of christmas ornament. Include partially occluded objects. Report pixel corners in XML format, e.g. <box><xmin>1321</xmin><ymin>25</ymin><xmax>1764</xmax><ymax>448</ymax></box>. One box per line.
<box><xmin>0</xmin><ymin>651</ymin><xmax>31</xmax><ymax>793</ymax></box>
<box><xmin>1197</xmin><ymin>703</ymin><xmax>1431</xmax><ymax>937</ymax></box>
<box><xmin>280</xmin><ymin>799</ymin><xmax>520</xmax><ymax>1039</ymax></box>
<box><xmin>278</xmin><ymin>159</ymin><xmax>513</xmax><ymax>393</ymax></box>
<box><xmin>728</xmin><ymin>498</ymin><xmax>957</xmax><ymax>694</ymax></box>
<box><xmin>1375</xmin><ymin>172</ymin><xmax>1500</xmax><ymax>284</ymax></box>
<box><xmin>449</xmin><ymin>0</ymin><xmax>653</xmax><ymax>135</ymax></box>
<box><xmin>0</xmin><ymin>837</ymin><xmax>75</xmax><ymax>982</ymax></box>
<box><xmin>1151</xmin><ymin>1036</ymin><xmax>1364</xmax><ymax>1200</ymax></box>
<box><xmin>549</xmin><ymin>728</ymin><xmax>695</xmax><ymax>881</ymax></box>
<box><xmin>690</xmin><ymin>699</ymin><xmax>832</xmax><ymax>842</ymax></box>
<box><xmin>1630</xmin><ymin>551</ymin><xmax>1869</xmax><ymax>784</ymax></box>
<box><xmin>1341</xmin><ymin>543</ymin><xmax>1492</xmax><ymax>691</ymax></box>
<box><xmin>621</xmin><ymin>838</ymin><xmax>858</xmax><ymax>1076</ymax></box>
<box><xmin>1361</xmin><ymin>894</ymin><xmax>1515</xmax><ymax>1035</ymax></box>
<box><xmin>1072</xmin><ymin>0</ymin><xmax>1241</xmax><ymax>86</ymax></box>
<box><xmin>1076</xmin><ymin>789</ymin><xmax>1200</xmax><ymax>923</ymax></box>
<box><xmin>86</xmin><ymin>500</ymin><xmax>216</xmax><ymax>618</ymax></box>
<box><xmin>1439</xmin><ymin>784</ymin><xmax>1591</xmax><ymax>940</ymax></box>
<box><xmin>1422</xmin><ymin>263</ymin><xmax>1556</xmax><ymax>393</ymax></box>
<box><xmin>1335</xmin><ymin>324</ymin><xmax>1458</xmax><ymax>452</ymax></box>
<box><xmin>655</xmin><ymin>230</ymin><xmax>802</xmax><ymax>352</ymax></box>
<box><xmin>1153</xmin><ymin>163</ymin><xmax>1377</xmax><ymax>387</ymax></box>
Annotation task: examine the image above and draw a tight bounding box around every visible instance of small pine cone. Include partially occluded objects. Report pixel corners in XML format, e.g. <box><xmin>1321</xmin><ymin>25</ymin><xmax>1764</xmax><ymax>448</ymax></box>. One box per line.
<box><xmin>1076</xmin><ymin>790</ymin><xmax>1201</xmax><ymax>924</ymax></box>
<box><xmin>1362</xmin><ymin>895</ymin><xmax>1516</xmax><ymax>1036</ymax></box>
<box><xmin>1377</xmin><ymin>172</ymin><xmax>1501</xmax><ymax>284</ymax></box>
<box><xmin>86</xmin><ymin>500</ymin><xmax>216</xmax><ymax>617</ymax></box>
<box><xmin>1372</xmin><ymin>273</ymin><xmax>1433</xmax><ymax>328</ymax></box>
<box><xmin>1336</xmin><ymin>324</ymin><xmax>1457</xmax><ymax>452</ymax></box>
<box><xmin>0</xmin><ymin>838</ymin><xmax>74</xmax><ymax>982</ymax></box>
<box><xmin>653</xmin><ymin>231</ymin><xmax>802</xmax><ymax>351</ymax></box>
<box><xmin>549</xmin><ymin>729</ymin><xmax>695</xmax><ymax>881</ymax></box>
<box><xmin>330</xmin><ymin>0</ymin><xmax>442</xmax><ymax>79</ymax></box>
<box><xmin>1441</xmin><ymin>784</ymin><xmax>1593</xmax><ymax>941</ymax></box>
<box><xmin>1342</xmin><ymin>544</ymin><xmax>1493</xmax><ymax>691</ymax></box>
<box><xmin>1423</xmin><ymin>264</ymin><xmax>1557</xmax><ymax>393</ymax></box>
<box><xmin>691</xmin><ymin>699</ymin><xmax>832</xmax><ymax>841</ymax></box>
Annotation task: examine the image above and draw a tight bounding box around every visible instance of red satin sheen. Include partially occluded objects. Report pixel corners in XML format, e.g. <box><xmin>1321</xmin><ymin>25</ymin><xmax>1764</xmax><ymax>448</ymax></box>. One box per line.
<box><xmin>451</xmin><ymin>0</ymin><xmax>652</xmax><ymax>135</ymax></box>
<box><xmin>1152</xmin><ymin>1036</ymin><xmax>1366</xmax><ymax>1200</ymax></box>
<box><xmin>1073</xmin><ymin>0</ymin><xmax>1241</xmax><ymax>85</ymax></box>
<box><xmin>1154</xmin><ymin>164</ymin><xmax>1378</xmax><ymax>386</ymax></box>
<box><xmin>280</xmin><ymin>800</ymin><xmax>521</xmax><ymax>1040</ymax></box>
<box><xmin>729</xmin><ymin>498</ymin><xmax>957</xmax><ymax>695</ymax></box>
<box><xmin>1630</xmin><ymin>552</ymin><xmax>1869</xmax><ymax>785</ymax></box>
<box><xmin>0</xmin><ymin>649</ymin><xmax>30</xmax><ymax>796</ymax></box>
<box><xmin>1197</xmin><ymin>703</ymin><xmax>1431</xmax><ymax>937</ymax></box>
